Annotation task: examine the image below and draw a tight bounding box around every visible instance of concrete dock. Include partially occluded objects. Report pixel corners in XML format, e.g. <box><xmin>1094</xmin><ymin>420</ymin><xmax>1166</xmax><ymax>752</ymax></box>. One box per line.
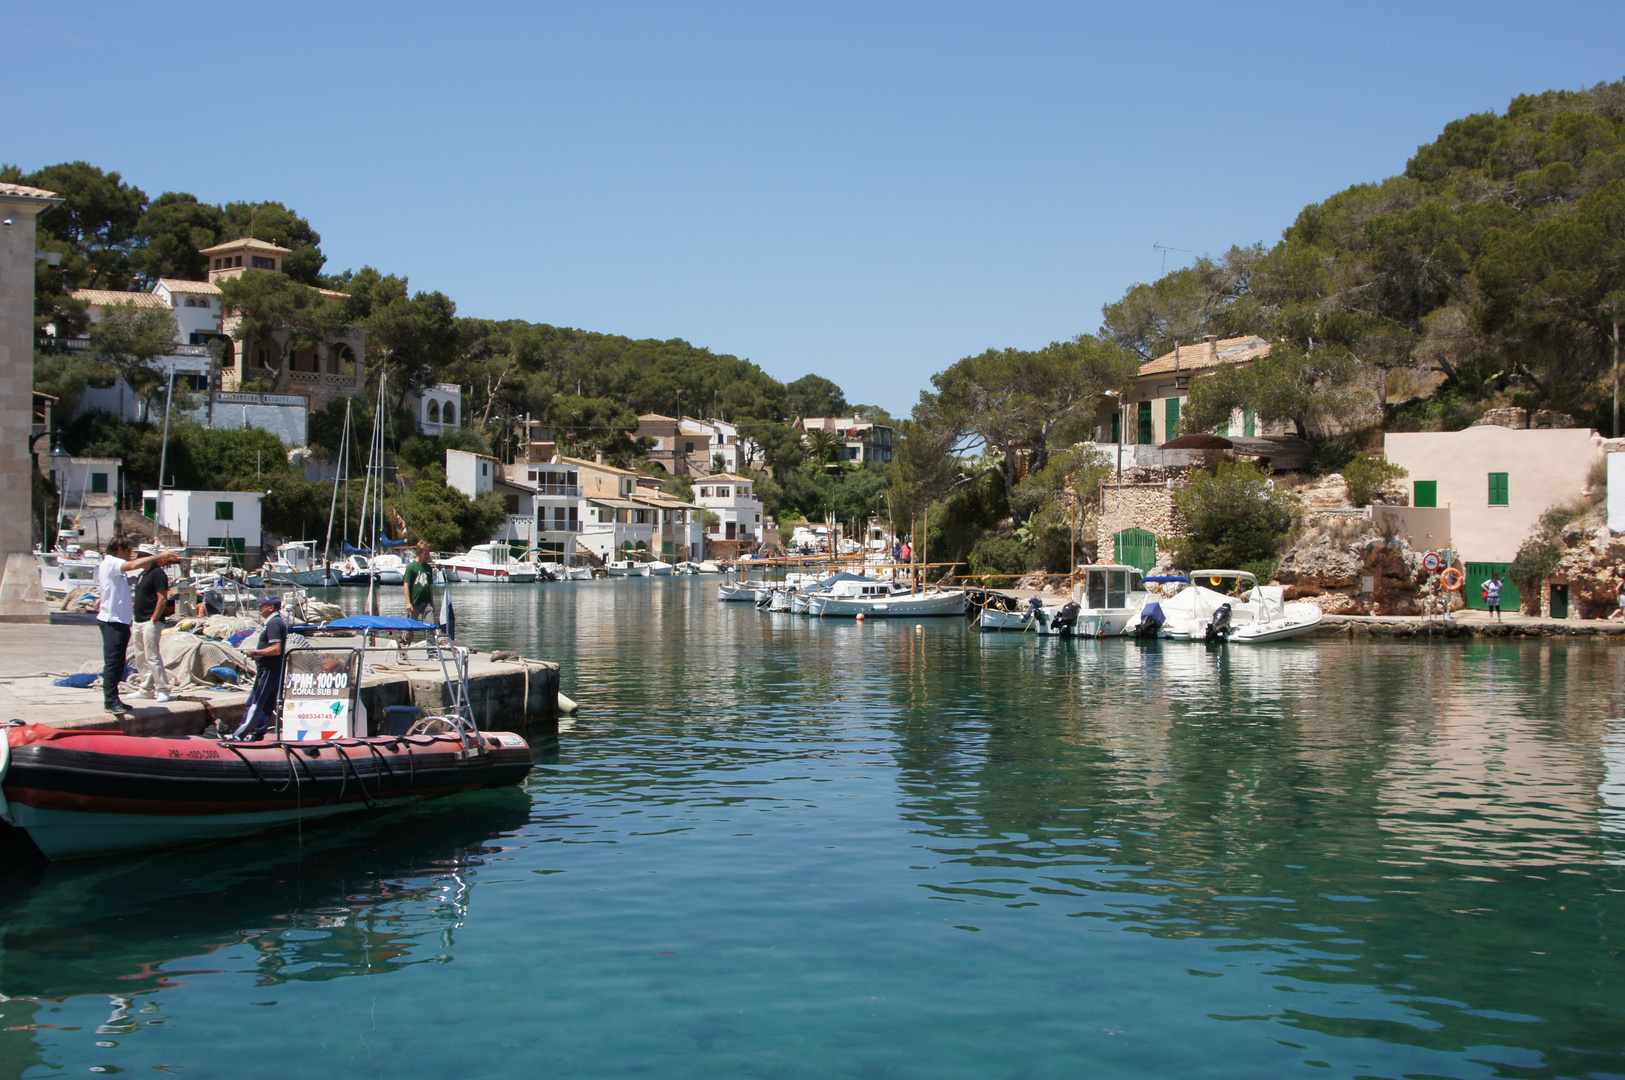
<box><xmin>0</xmin><ymin>621</ymin><xmax>560</xmax><ymax>737</ymax></box>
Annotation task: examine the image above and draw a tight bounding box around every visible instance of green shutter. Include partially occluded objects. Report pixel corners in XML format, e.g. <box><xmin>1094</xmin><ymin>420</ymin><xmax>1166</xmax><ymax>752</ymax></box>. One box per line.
<box><xmin>1414</xmin><ymin>481</ymin><xmax>1437</xmax><ymax>508</ymax></box>
<box><xmin>1113</xmin><ymin>528</ymin><xmax>1157</xmax><ymax>573</ymax></box>
<box><xmin>1165</xmin><ymin>397</ymin><xmax>1180</xmax><ymax>441</ymax></box>
<box><xmin>143</xmin><ymin>497</ymin><xmax>156</xmax><ymax>520</ymax></box>
<box><xmin>1243</xmin><ymin>408</ymin><xmax>1256</xmax><ymax>437</ymax></box>
<box><xmin>1488</xmin><ymin>472</ymin><xmax>1509</xmax><ymax>506</ymax></box>
<box><xmin>1110</xmin><ymin>412</ymin><xmax>1120</xmax><ymax>444</ymax></box>
<box><xmin>1137</xmin><ymin>402</ymin><xmax>1153</xmax><ymax>444</ymax></box>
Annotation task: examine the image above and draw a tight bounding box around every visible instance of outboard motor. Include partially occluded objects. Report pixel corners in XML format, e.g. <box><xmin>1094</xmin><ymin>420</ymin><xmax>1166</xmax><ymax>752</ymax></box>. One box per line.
<box><xmin>1131</xmin><ymin>601</ymin><xmax>1165</xmax><ymax>639</ymax></box>
<box><xmin>1204</xmin><ymin>602</ymin><xmax>1234</xmax><ymax>643</ymax></box>
<box><xmin>1050</xmin><ymin>601</ymin><xmax>1081</xmax><ymax>637</ymax></box>
<box><xmin>1024</xmin><ymin>595</ymin><xmax>1044</xmax><ymax>621</ymax></box>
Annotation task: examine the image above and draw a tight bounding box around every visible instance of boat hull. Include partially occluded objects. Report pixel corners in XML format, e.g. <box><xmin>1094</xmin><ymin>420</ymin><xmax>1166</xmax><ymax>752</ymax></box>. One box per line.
<box><xmin>1</xmin><ymin>726</ymin><xmax>533</xmax><ymax>861</ymax></box>
<box><xmin>810</xmin><ymin>591</ymin><xmax>967</xmax><ymax>618</ymax></box>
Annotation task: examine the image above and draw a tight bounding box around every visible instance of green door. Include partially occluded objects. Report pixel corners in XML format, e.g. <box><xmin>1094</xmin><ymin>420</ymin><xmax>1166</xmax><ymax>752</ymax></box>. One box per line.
<box><xmin>1414</xmin><ymin>481</ymin><xmax>1437</xmax><ymax>508</ymax></box>
<box><xmin>1114</xmin><ymin>528</ymin><xmax>1157</xmax><ymax>573</ymax></box>
<box><xmin>1243</xmin><ymin>408</ymin><xmax>1256</xmax><ymax>437</ymax></box>
<box><xmin>1465</xmin><ymin>562</ymin><xmax>1520</xmax><ymax>612</ymax></box>
<box><xmin>1551</xmin><ymin>584</ymin><xmax>1568</xmax><ymax>619</ymax></box>
<box><xmin>1164</xmin><ymin>397</ymin><xmax>1180</xmax><ymax>442</ymax></box>
<box><xmin>1137</xmin><ymin>402</ymin><xmax>1153</xmax><ymax>445</ymax></box>
<box><xmin>1110</xmin><ymin>412</ymin><xmax>1120</xmax><ymax>444</ymax></box>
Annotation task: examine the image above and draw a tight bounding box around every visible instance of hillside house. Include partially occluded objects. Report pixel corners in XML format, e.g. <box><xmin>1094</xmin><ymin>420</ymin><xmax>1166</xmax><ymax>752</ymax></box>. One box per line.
<box><xmin>797</xmin><ymin>416</ymin><xmax>894</xmax><ymax>463</ymax></box>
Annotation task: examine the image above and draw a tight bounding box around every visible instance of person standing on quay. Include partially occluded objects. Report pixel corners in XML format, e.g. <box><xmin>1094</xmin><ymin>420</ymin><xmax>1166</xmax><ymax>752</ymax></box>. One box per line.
<box><xmin>131</xmin><ymin>553</ymin><xmax>176</xmax><ymax>702</ymax></box>
<box><xmin>402</xmin><ymin>541</ymin><xmax>436</xmax><ymax>650</ymax></box>
<box><xmin>94</xmin><ymin>537</ymin><xmax>180</xmax><ymax>715</ymax></box>
<box><xmin>1484</xmin><ymin>572</ymin><xmax>1504</xmax><ymax>623</ymax></box>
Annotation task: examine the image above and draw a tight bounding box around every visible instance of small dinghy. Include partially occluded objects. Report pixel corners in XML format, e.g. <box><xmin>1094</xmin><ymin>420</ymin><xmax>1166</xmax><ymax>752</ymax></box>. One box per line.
<box><xmin>0</xmin><ymin>617</ymin><xmax>533</xmax><ymax>862</ymax></box>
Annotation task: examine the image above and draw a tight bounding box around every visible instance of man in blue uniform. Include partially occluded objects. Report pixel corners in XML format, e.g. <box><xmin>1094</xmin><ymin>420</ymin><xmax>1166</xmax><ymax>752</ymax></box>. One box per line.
<box><xmin>232</xmin><ymin>596</ymin><xmax>288</xmax><ymax>741</ymax></box>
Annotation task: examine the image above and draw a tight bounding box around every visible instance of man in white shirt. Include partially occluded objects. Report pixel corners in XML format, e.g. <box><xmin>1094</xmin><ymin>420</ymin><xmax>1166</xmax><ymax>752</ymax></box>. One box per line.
<box><xmin>96</xmin><ymin>536</ymin><xmax>181</xmax><ymax>714</ymax></box>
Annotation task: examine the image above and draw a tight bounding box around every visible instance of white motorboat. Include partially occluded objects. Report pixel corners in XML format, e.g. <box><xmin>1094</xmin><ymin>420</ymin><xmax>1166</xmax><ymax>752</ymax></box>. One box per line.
<box><xmin>646</xmin><ymin>560</ymin><xmax>675</xmax><ymax>576</ymax></box>
<box><xmin>605</xmin><ymin>560</ymin><xmax>651</xmax><ymax>577</ymax></box>
<box><xmin>807</xmin><ymin>578</ymin><xmax>967</xmax><ymax>618</ymax></box>
<box><xmin>1070</xmin><ymin>564</ymin><xmax>1154</xmax><ymax>636</ymax></box>
<box><xmin>440</xmin><ymin>543</ymin><xmax>538</xmax><ymax>583</ymax></box>
<box><xmin>261</xmin><ymin>541</ymin><xmax>337</xmax><ymax>587</ymax></box>
<box><xmin>1137</xmin><ymin>570</ymin><xmax>1324</xmax><ymax>643</ymax></box>
<box><xmin>693</xmin><ymin>560</ymin><xmax>722</xmax><ymax>574</ymax></box>
<box><xmin>35</xmin><ymin>549</ymin><xmax>99</xmax><ymax>599</ymax></box>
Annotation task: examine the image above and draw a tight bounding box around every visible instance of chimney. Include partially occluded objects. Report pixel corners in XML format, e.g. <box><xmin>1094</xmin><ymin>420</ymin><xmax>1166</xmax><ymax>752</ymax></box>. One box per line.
<box><xmin>1204</xmin><ymin>334</ymin><xmax>1218</xmax><ymax>366</ymax></box>
<box><xmin>595</xmin><ymin>450</ymin><xmax>604</xmax><ymax>465</ymax></box>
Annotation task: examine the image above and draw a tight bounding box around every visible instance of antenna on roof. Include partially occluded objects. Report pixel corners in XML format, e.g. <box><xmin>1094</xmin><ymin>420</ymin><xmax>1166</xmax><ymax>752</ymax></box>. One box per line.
<box><xmin>1153</xmin><ymin>243</ymin><xmax>1192</xmax><ymax>273</ymax></box>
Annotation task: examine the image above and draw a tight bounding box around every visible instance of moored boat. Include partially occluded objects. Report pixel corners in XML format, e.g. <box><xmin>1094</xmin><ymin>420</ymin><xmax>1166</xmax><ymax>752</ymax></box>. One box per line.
<box><xmin>807</xmin><ymin>577</ymin><xmax>967</xmax><ymax>618</ymax></box>
<box><xmin>1136</xmin><ymin>570</ymin><xmax>1324</xmax><ymax>643</ymax></box>
<box><xmin>439</xmin><ymin>543</ymin><xmax>538</xmax><ymax>583</ymax></box>
<box><xmin>0</xmin><ymin>625</ymin><xmax>533</xmax><ymax>862</ymax></box>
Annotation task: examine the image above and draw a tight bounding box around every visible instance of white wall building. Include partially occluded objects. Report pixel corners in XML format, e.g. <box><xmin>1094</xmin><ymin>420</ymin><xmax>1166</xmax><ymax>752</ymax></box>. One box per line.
<box><xmin>694</xmin><ymin>473</ymin><xmax>764</xmax><ymax>544</ymax></box>
<box><xmin>140</xmin><ymin>489</ymin><xmax>264</xmax><ymax>560</ymax></box>
<box><xmin>411</xmin><ymin>383</ymin><xmax>463</xmax><ymax>436</ymax></box>
<box><xmin>515</xmin><ymin>460</ymin><xmax>583</xmax><ymax>557</ymax></box>
<box><xmin>54</xmin><ymin>457</ymin><xmax>120</xmax><ymax>548</ymax></box>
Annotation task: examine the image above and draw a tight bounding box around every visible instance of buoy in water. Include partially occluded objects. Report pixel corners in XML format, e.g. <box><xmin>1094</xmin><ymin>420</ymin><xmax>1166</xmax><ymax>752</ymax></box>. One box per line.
<box><xmin>915</xmin><ymin>624</ymin><xmax>923</xmax><ymax>631</ymax></box>
<box><xmin>856</xmin><ymin>613</ymin><xmax>865</xmax><ymax>622</ymax></box>
<box><xmin>557</xmin><ymin>692</ymin><xmax>579</xmax><ymax>714</ymax></box>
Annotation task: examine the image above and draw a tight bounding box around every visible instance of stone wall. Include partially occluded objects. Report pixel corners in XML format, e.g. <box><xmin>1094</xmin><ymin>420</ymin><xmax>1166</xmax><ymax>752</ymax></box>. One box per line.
<box><xmin>1472</xmin><ymin>407</ymin><xmax>1577</xmax><ymax>429</ymax></box>
<box><xmin>1095</xmin><ymin>483</ymin><xmax>1181</xmax><ymax>564</ymax></box>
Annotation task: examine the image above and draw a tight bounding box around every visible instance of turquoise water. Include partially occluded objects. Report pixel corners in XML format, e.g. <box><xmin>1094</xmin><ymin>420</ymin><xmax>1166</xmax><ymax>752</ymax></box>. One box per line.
<box><xmin>4</xmin><ymin>577</ymin><xmax>1625</xmax><ymax>1079</ymax></box>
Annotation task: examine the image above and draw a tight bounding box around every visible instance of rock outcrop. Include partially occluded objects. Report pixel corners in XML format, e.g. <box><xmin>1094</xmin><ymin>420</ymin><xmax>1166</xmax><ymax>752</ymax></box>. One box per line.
<box><xmin>1543</xmin><ymin>523</ymin><xmax>1625</xmax><ymax>618</ymax></box>
<box><xmin>1274</xmin><ymin>523</ymin><xmax>1439</xmax><ymax>615</ymax></box>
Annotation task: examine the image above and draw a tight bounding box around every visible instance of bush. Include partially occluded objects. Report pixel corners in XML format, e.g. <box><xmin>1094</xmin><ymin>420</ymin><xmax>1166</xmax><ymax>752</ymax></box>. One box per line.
<box><xmin>1343</xmin><ymin>452</ymin><xmax>1408</xmax><ymax>506</ymax></box>
<box><xmin>1169</xmin><ymin>461</ymin><xmax>1297</xmax><ymax>572</ymax></box>
<box><xmin>1508</xmin><ymin>533</ymin><xmax>1563</xmax><ymax>591</ymax></box>
<box><xmin>968</xmin><ymin>537</ymin><xmax>1028</xmax><ymax>587</ymax></box>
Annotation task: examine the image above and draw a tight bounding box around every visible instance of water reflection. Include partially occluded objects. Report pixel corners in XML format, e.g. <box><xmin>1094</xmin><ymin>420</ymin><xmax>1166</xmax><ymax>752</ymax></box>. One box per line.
<box><xmin>886</xmin><ymin>636</ymin><xmax>1625</xmax><ymax>1076</ymax></box>
<box><xmin>0</xmin><ymin>789</ymin><xmax>532</xmax><ymax>1002</ymax></box>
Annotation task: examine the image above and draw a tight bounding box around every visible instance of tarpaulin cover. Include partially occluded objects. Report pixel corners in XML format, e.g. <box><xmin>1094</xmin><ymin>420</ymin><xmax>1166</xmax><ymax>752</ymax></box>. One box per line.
<box><xmin>323</xmin><ymin>615</ymin><xmax>437</xmax><ymax>631</ymax></box>
<box><xmin>1144</xmin><ymin>576</ymin><xmax>1191</xmax><ymax>583</ymax></box>
<box><xmin>376</xmin><ymin>534</ymin><xmax>410</xmax><ymax>548</ymax></box>
<box><xmin>342</xmin><ymin>542</ymin><xmax>372</xmax><ymax>555</ymax></box>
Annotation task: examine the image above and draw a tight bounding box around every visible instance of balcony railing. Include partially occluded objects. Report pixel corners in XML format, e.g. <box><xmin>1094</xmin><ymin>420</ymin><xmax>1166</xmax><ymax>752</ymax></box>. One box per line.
<box><xmin>533</xmin><ymin>484</ymin><xmax>582</xmax><ymax>498</ymax></box>
<box><xmin>537</xmin><ymin>521</ymin><xmax>583</xmax><ymax>533</ymax></box>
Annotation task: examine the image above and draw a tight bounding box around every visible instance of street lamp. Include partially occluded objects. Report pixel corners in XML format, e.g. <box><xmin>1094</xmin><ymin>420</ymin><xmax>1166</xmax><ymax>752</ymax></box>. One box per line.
<box><xmin>48</xmin><ymin>433</ymin><xmax>71</xmax><ymax>545</ymax></box>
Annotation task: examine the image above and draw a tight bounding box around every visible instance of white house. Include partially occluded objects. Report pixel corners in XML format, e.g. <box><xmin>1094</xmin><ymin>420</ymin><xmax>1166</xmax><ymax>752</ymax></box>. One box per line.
<box><xmin>446</xmin><ymin>448</ymin><xmax>536</xmax><ymax>548</ymax></box>
<box><xmin>514</xmin><ymin>459</ymin><xmax>583</xmax><ymax>558</ymax></box>
<box><xmin>411</xmin><ymin>383</ymin><xmax>463</xmax><ymax>436</ymax></box>
<box><xmin>694</xmin><ymin>473</ymin><xmax>764</xmax><ymax>545</ymax></box>
<box><xmin>55</xmin><ymin>457</ymin><xmax>121</xmax><ymax>548</ymax></box>
<box><xmin>141</xmin><ymin>489</ymin><xmax>264</xmax><ymax>562</ymax></box>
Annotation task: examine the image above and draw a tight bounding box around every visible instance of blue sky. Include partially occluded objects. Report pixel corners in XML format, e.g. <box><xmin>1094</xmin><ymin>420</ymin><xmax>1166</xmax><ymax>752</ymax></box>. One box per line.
<box><xmin>10</xmin><ymin>2</ymin><xmax>1625</xmax><ymax>418</ymax></box>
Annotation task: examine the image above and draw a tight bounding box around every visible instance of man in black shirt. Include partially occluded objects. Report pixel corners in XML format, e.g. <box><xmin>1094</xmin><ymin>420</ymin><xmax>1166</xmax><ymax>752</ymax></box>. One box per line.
<box><xmin>131</xmin><ymin>559</ymin><xmax>174</xmax><ymax>701</ymax></box>
<box><xmin>232</xmin><ymin>596</ymin><xmax>288</xmax><ymax>741</ymax></box>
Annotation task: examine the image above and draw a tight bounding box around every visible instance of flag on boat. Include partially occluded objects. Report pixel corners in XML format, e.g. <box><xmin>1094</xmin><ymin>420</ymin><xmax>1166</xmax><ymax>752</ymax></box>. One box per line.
<box><xmin>394</xmin><ymin>508</ymin><xmax>408</xmax><ymax>537</ymax></box>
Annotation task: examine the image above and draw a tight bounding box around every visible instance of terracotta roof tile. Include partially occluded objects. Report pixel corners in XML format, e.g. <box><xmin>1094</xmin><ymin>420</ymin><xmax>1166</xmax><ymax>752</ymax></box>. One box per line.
<box><xmin>157</xmin><ymin>278</ymin><xmax>221</xmax><ymax>295</ymax></box>
<box><xmin>1138</xmin><ymin>335</ymin><xmax>1271</xmax><ymax>377</ymax></box>
<box><xmin>0</xmin><ymin>182</ymin><xmax>59</xmax><ymax>201</ymax></box>
<box><xmin>198</xmin><ymin>237</ymin><xmax>293</xmax><ymax>255</ymax></box>
<box><xmin>72</xmin><ymin>289</ymin><xmax>169</xmax><ymax>310</ymax></box>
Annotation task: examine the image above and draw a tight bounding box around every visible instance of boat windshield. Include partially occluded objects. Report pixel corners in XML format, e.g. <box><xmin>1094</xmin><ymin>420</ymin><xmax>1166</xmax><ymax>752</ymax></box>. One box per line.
<box><xmin>1086</xmin><ymin>568</ymin><xmax>1137</xmax><ymax>610</ymax></box>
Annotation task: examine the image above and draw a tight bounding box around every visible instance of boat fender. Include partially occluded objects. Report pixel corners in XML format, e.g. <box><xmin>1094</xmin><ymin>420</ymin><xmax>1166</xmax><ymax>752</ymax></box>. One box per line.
<box><xmin>557</xmin><ymin>692</ymin><xmax>579</xmax><ymax>714</ymax></box>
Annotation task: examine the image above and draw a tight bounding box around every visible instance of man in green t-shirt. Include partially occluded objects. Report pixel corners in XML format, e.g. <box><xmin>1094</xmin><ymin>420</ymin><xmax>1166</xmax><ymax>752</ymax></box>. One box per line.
<box><xmin>401</xmin><ymin>541</ymin><xmax>435</xmax><ymax>648</ymax></box>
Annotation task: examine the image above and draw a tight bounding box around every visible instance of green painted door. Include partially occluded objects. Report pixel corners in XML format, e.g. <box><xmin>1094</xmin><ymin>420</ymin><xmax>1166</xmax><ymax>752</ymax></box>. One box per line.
<box><xmin>1137</xmin><ymin>402</ymin><xmax>1153</xmax><ymax>444</ymax></box>
<box><xmin>1551</xmin><ymin>584</ymin><xmax>1568</xmax><ymax>619</ymax></box>
<box><xmin>1465</xmin><ymin>562</ymin><xmax>1519</xmax><ymax>612</ymax></box>
<box><xmin>1243</xmin><ymin>408</ymin><xmax>1256</xmax><ymax>437</ymax></box>
<box><xmin>1114</xmin><ymin>528</ymin><xmax>1157</xmax><ymax>573</ymax></box>
<box><xmin>1164</xmin><ymin>397</ymin><xmax>1180</xmax><ymax>441</ymax></box>
<box><xmin>1110</xmin><ymin>412</ymin><xmax>1120</xmax><ymax>444</ymax></box>
<box><xmin>1414</xmin><ymin>481</ymin><xmax>1437</xmax><ymax>508</ymax></box>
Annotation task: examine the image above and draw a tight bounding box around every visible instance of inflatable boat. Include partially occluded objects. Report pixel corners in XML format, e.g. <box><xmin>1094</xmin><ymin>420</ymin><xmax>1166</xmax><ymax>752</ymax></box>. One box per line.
<box><xmin>0</xmin><ymin>617</ymin><xmax>534</xmax><ymax>862</ymax></box>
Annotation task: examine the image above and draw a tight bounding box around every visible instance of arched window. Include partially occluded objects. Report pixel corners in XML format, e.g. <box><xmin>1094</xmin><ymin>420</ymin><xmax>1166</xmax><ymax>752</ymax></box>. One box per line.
<box><xmin>443</xmin><ymin>402</ymin><xmax>456</xmax><ymax>426</ymax></box>
<box><xmin>427</xmin><ymin>400</ymin><xmax>440</xmax><ymax>423</ymax></box>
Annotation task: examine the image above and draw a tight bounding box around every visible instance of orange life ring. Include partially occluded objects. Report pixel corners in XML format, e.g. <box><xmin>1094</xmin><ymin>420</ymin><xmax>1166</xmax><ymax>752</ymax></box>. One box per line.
<box><xmin>1440</xmin><ymin>567</ymin><xmax>1464</xmax><ymax>591</ymax></box>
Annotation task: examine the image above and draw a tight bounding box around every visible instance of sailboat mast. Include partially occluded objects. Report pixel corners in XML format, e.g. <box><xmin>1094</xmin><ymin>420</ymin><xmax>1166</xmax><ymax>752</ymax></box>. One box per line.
<box><xmin>322</xmin><ymin>399</ymin><xmax>351</xmax><ymax>568</ymax></box>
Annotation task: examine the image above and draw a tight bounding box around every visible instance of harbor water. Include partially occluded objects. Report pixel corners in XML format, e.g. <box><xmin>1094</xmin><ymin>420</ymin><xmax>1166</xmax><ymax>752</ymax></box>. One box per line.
<box><xmin>3</xmin><ymin>576</ymin><xmax>1625</xmax><ymax>1078</ymax></box>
